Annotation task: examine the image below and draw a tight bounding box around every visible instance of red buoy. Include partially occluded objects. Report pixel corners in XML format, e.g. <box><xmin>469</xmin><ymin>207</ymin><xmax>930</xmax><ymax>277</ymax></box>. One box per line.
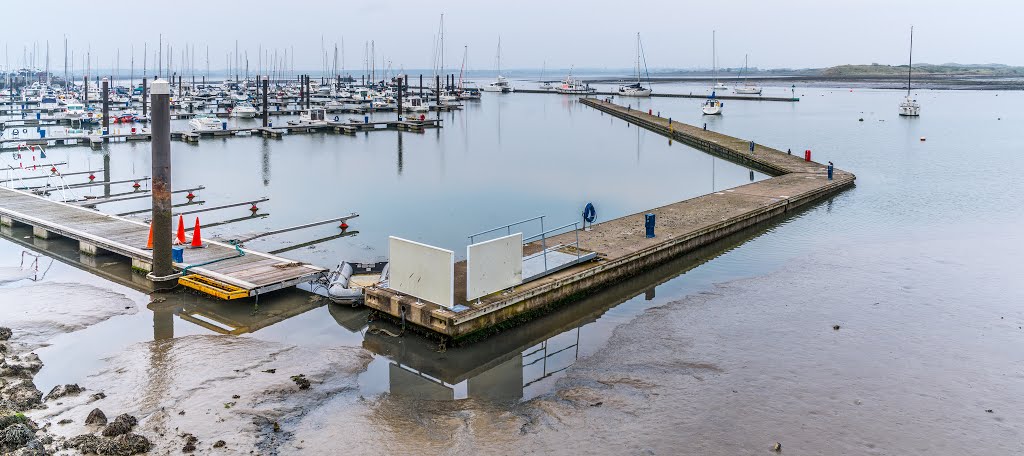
<box><xmin>339</xmin><ymin>221</ymin><xmax>349</xmax><ymax>231</ymax></box>
<box><xmin>88</xmin><ymin>174</ymin><xmax>96</xmax><ymax>181</ymax></box>
<box><xmin>186</xmin><ymin>191</ymin><xmax>195</xmax><ymax>201</ymax></box>
<box><xmin>132</xmin><ymin>181</ymin><xmax>141</xmax><ymax>189</ymax></box>
<box><xmin>50</xmin><ymin>167</ymin><xmax>57</xmax><ymax>173</ymax></box>
<box><xmin>250</xmin><ymin>203</ymin><xmax>259</xmax><ymax>213</ymax></box>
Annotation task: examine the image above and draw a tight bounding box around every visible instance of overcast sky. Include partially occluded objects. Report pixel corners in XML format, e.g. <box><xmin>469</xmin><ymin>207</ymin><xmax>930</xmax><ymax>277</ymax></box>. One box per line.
<box><xmin>1</xmin><ymin>0</ymin><xmax>1017</xmax><ymax>73</ymax></box>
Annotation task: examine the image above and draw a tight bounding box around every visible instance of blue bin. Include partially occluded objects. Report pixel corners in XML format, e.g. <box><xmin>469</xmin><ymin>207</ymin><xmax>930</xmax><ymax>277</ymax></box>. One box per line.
<box><xmin>645</xmin><ymin>213</ymin><xmax>656</xmax><ymax>238</ymax></box>
<box><xmin>172</xmin><ymin>246</ymin><xmax>184</xmax><ymax>263</ymax></box>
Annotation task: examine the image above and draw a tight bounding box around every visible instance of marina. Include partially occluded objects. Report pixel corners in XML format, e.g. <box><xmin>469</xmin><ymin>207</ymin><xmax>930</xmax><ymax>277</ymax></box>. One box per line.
<box><xmin>0</xmin><ymin>6</ymin><xmax>1020</xmax><ymax>455</ymax></box>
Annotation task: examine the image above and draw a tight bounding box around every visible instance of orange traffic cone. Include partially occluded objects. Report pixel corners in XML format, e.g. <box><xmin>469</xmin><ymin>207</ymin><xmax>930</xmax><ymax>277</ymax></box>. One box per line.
<box><xmin>175</xmin><ymin>215</ymin><xmax>186</xmax><ymax>244</ymax></box>
<box><xmin>145</xmin><ymin>223</ymin><xmax>154</xmax><ymax>249</ymax></box>
<box><xmin>190</xmin><ymin>217</ymin><xmax>205</xmax><ymax>248</ymax></box>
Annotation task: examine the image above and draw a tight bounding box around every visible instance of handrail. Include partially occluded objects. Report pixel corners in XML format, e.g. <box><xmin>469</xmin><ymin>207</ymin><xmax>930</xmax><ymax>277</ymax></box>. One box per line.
<box><xmin>468</xmin><ymin>215</ymin><xmax>544</xmax><ymax>243</ymax></box>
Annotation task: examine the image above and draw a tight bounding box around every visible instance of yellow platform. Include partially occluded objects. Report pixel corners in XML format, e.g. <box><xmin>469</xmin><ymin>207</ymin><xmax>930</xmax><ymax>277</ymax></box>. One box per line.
<box><xmin>178</xmin><ymin>274</ymin><xmax>250</xmax><ymax>300</ymax></box>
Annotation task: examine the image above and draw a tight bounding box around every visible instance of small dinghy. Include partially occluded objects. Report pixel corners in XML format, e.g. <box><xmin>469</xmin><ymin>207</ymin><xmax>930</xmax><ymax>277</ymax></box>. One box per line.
<box><xmin>327</xmin><ymin>261</ymin><xmax>389</xmax><ymax>305</ymax></box>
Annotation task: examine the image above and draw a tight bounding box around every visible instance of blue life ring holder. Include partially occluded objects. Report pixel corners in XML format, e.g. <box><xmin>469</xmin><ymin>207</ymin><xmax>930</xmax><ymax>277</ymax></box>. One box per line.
<box><xmin>582</xmin><ymin>202</ymin><xmax>596</xmax><ymax>224</ymax></box>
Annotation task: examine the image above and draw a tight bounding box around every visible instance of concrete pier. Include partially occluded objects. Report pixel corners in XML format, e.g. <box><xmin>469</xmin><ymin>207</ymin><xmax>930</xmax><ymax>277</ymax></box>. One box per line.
<box><xmin>364</xmin><ymin>98</ymin><xmax>854</xmax><ymax>341</ymax></box>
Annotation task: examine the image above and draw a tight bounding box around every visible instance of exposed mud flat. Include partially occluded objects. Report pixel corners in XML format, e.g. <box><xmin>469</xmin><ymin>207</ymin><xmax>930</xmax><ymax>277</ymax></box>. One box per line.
<box><xmin>279</xmin><ymin>235</ymin><xmax>1023</xmax><ymax>455</ymax></box>
<box><xmin>0</xmin><ymin>283</ymin><xmax>138</xmax><ymax>351</ymax></box>
<box><xmin>33</xmin><ymin>335</ymin><xmax>373</xmax><ymax>455</ymax></box>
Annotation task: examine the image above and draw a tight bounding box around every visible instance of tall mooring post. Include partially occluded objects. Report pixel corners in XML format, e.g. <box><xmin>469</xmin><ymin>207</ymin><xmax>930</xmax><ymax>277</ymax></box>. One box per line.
<box><xmin>262</xmin><ymin>76</ymin><xmax>269</xmax><ymax>127</ymax></box>
<box><xmin>141</xmin><ymin>78</ymin><xmax>148</xmax><ymax>117</ymax></box>
<box><xmin>419</xmin><ymin>74</ymin><xmax>423</xmax><ymax>97</ymax></box>
<box><xmin>435</xmin><ymin>75</ymin><xmax>441</xmax><ymax>103</ymax></box>
<box><xmin>101</xmin><ymin>78</ymin><xmax>110</xmax><ymax>140</ymax></box>
<box><xmin>305</xmin><ymin>75</ymin><xmax>311</xmax><ymax>109</ymax></box>
<box><xmin>83</xmin><ymin>76</ymin><xmax>89</xmax><ymax>108</ymax></box>
<box><xmin>396</xmin><ymin>77</ymin><xmax>403</xmax><ymax>120</ymax></box>
<box><xmin>149</xmin><ymin>79</ymin><xmax>173</xmax><ymax>283</ymax></box>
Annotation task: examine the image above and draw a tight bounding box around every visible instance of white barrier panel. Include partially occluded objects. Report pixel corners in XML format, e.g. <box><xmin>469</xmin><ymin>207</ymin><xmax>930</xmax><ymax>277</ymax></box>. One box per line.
<box><xmin>466</xmin><ymin>233</ymin><xmax>523</xmax><ymax>301</ymax></box>
<box><xmin>388</xmin><ymin>236</ymin><xmax>455</xmax><ymax>309</ymax></box>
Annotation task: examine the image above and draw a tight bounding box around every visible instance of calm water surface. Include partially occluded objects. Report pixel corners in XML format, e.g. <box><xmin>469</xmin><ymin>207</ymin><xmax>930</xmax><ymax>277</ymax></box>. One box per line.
<box><xmin>3</xmin><ymin>84</ymin><xmax>1023</xmax><ymax>447</ymax></box>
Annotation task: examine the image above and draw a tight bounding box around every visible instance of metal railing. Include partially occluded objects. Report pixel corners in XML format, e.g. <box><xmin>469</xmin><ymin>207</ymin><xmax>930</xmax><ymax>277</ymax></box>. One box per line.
<box><xmin>522</xmin><ymin>221</ymin><xmax>580</xmax><ymax>274</ymax></box>
<box><xmin>467</xmin><ymin>215</ymin><xmax>544</xmax><ymax>245</ymax></box>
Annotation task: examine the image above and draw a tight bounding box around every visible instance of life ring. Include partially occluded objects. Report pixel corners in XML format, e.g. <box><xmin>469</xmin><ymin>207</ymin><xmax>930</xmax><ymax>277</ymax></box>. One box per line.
<box><xmin>22</xmin><ymin>128</ymin><xmax>27</xmax><ymax>133</ymax></box>
<box><xmin>582</xmin><ymin>203</ymin><xmax>596</xmax><ymax>223</ymax></box>
<box><xmin>334</xmin><ymin>116</ymin><xmax>340</xmax><ymax>121</ymax></box>
<box><xmin>12</xmin><ymin>129</ymin><xmax>18</xmax><ymax>135</ymax></box>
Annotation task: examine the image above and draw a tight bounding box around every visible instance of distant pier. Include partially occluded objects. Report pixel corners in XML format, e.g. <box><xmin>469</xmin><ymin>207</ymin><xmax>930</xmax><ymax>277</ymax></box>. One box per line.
<box><xmin>364</xmin><ymin>97</ymin><xmax>853</xmax><ymax>341</ymax></box>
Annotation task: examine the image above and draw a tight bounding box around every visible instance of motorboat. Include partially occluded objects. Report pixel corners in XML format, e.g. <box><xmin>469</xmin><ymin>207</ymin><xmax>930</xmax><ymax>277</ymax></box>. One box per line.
<box><xmin>287</xmin><ymin>108</ymin><xmax>329</xmax><ymax>126</ymax></box>
<box><xmin>702</xmin><ymin>92</ymin><xmax>723</xmax><ymax>115</ymax></box>
<box><xmin>404</xmin><ymin>95</ymin><xmax>429</xmax><ymax>113</ymax></box>
<box><xmin>229</xmin><ymin>101</ymin><xmax>258</xmax><ymax>118</ymax></box>
<box><xmin>189</xmin><ymin>113</ymin><xmax>223</xmax><ymax>132</ymax></box>
<box><xmin>63</xmin><ymin>102</ymin><xmax>85</xmax><ymax>120</ymax></box>
<box><xmin>556</xmin><ymin>75</ymin><xmax>596</xmax><ymax>95</ymax></box>
<box><xmin>326</xmin><ymin>261</ymin><xmax>389</xmax><ymax>305</ymax></box>
<box><xmin>538</xmin><ymin>81</ymin><xmax>556</xmax><ymax>91</ymax></box>
<box><xmin>483</xmin><ymin>75</ymin><xmax>513</xmax><ymax>93</ymax></box>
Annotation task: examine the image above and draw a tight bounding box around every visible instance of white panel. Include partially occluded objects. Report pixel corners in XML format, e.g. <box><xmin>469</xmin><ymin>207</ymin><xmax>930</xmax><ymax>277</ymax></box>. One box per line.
<box><xmin>388</xmin><ymin>236</ymin><xmax>454</xmax><ymax>308</ymax></box>
<box><xmin>466</xmin><ymin>233</ymin><xmax>523</xmax><ymax>300</ymax></box>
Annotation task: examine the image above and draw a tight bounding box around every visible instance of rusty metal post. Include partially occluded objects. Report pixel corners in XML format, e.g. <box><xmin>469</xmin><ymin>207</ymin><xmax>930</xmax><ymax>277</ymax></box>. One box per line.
<box><xmin>101</xmin><ymin>78</ymin><xmax>110</xmax><ymax>141</ymax></box>
<box><xmin>142</xmin><ymin>78</ymin><xmax>148</xmax><ymax>117</ymax></box>
<box><xmin>262</xmin><ymin>76</ymin><xmax>269</xmax><ymax>128</ymax></box>
<box><xmin>149</xmin><ymin>79</ymin><xmax>173</xmax><ymax>282</ymax></box>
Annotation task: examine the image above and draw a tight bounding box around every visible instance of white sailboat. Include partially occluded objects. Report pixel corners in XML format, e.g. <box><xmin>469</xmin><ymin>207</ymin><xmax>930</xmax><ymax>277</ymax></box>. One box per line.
<box><xmin>898</xmin><ymin>26</ymin><xmax>921</xmax><ymax>117</ymax></box>
<box><xmin>619</xmin><ymin>33</ymin><xmax>652</xmax><ymax>97</ymax></box>
<box><xmin>733</xmin><ymin>54</ymin><xmax>762</xmax><ymax>95</ymax></box>
<box><xmin>703</xmin><ymin>32</ymin><xmax>724</xmax><ymax>115</ymax></box>
<box><xmin>710</xmin><ymin>31</ymin><xmax>728</xmax><ymax>93</ymax></box>
<box><xmin>483</xmin><ymin>37</ymin><xmax>513</xmax><ymax>93</ymax></box>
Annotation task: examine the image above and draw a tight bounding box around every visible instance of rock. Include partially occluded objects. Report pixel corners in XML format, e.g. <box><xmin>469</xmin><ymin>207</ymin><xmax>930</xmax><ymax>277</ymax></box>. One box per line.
<box><xmin>67</xmin><ymin>434</ymin><xmax>102</xmax><ymax>453</ymax></box>
<box><xmin>58</xmin><ymin>419</ymin><xmax>72</xmax><ymax>425</ymax></box>
<box><xmin>178</xmin><ymin>410</ymin><xmax>185</xmax><ymax>416</ymax></box>
<box><xmin>231</xmin><ymin>395</ymin><xmax>240</xmax><ymax>399</ymax></box>
<box><xmin>0</xmin><ymin>423</ymin><xmax>35</xmax><ymax>451</ymax></box>
<box><xmin>290</xmin><ymin>374</ymin><xmax>310</xmax><ymax>390</ymax></box>
<box><xmin>832</xmin><ymin>325</ymin><xmax>841</xmax><ymax>330</ymax></box>
<box><xmin>0</xmin><ymin>328</ymin><xmax>12</xmax><ymax>341</ymax></box>
<box><xmin>90</xmin><ymin>392</ymin><xmax>107</xmax><ymax>401</ymax></box>
<box><xmin>181</xmin><ymin>432</ymin><xmax>199</xmax><ymax>453</ymax></box>
<box><xmin>85</xmin><ymin>408</ymin><xmax>108</xmax><ymax>426</ymax></box>
<box><xmin>45</xmin><ymin>383</ymin><xmax>84</xmax><ymax>401</ymax></box>
<box><xmin>772</xmin><ymin>442</ymin><xmax>782</xmax><ymax>452</ymax></box>
<box><xmin>262</xmin><ymin>369</ymin><xmax>276</xmax><ymax>374</ymax></box>
<box><xmin>95</xmin><ymin>433</ymin><xmax>152</xmax><ymax>455</ymax></box>
<box><xmin>986</xmin><ymin>409</ymin><xmax>994</xmax><ymax>413</ymax></box>
<box><xmin>213</xmin><ymin>439</ymin><xmax>226</xmax><ymax>448</ymax></box>
<box><xmin>4</xmin><ymin>380</ymin><xmax>43</xmax><ymax>409</ymax></box>
<box><xmin>102</xmin><ymin>414</ymin><xmax>138</xmax><ymax>437</ymax></box>
<box><xmin>590</xmin><ymin>402</ymin><xmax>603</xmax><ymax>407</ymax></box>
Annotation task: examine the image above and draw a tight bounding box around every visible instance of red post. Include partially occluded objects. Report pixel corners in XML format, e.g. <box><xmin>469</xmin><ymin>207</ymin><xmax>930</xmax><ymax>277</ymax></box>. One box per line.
<box><xmin>805</xmin><ymin>150</ymin><xmax>811</xmax><ymax>162</ymax></box>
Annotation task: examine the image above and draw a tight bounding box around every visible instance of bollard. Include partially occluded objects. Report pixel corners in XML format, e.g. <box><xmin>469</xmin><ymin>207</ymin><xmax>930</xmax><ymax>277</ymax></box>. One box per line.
<box><xmin>827</xmin><ymin>163</ymin><xmax>834</xmax><ymax>180</ymax></box>
<box><xmin>703</xmin><ymin>123</ymin><xmax>707</xmax><ymax>130</ymax></box>
<box><xmin>804</xmin><ymin>150</ymin><xmax>811</xmax><ymax>161</ymax></box>
<box><xmin>644</xmin><ymin>213</ymin><xmax>656</xmax><ymax>238</ymax></box>
<box><xmin>222</xmin><ymin>122</ymin><xmax>227</xmax><ymax>131</ymax></box>
<box><xmin>648</xmin><ymin>109</ymin><xmax>652</xmax><ymax>115</ymax></box>
<box><xmin>787</xmin><ymin>148</ymin><xmax>792</xmax><ymax>155</ymax></box>
<box><xmin>749</xmin><ymin>141</ymin><xmax>755</xmax><ymax>152</ymax></box>
<box><xmin>668</xmin><ymin>117</ymin><xmax>672</xmax><ymax>125</ymax></box>
<box><xmin>364</xmin><ymin>115</ymin><xmax>369</xmax><ymax>124</ymax></box>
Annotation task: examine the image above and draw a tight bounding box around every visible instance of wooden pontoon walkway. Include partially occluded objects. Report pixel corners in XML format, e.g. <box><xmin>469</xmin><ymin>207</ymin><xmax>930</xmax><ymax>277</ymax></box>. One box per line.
<box><xmin>0</xmin><ymin>186</ymin><xmax>324</xmax><ymax>296</ymax></box>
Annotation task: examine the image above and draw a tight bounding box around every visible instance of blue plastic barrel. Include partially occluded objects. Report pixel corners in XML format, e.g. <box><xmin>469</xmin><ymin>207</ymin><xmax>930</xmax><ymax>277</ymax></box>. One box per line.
<box><xmin>172</xmin><ymin>246</ymin><xmax>184</xmax><ymax>263</ymax></box>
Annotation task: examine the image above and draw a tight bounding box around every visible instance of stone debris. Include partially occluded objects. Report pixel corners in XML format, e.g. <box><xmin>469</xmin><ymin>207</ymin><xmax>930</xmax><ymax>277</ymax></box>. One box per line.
<box><xmin>85</xmin><ymin>408</ymin><xmax>108</xmax><ymax>426</ymax></box>
<box><xmin>45</xmin><ymin>383</ymin><xmax>84</xmax><ymax>401</ymax></box>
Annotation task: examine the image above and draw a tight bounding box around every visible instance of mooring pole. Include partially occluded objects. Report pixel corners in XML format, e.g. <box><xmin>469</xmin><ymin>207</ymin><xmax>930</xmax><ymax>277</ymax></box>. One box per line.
<box><xmin>419</xmin><ymin>74</ymin><xmax>423</xmax><ymax>97</ymax></box>
<box><xmin>262</xmin><ymin>76</ymin><xmax>269</xmax><ymax>128</ymax></box>
<box><xmin>305</xmin><ymin>74</ymin><xmax>311</xmax><ymax>109</ymax></box>
<box><xmin>101</xmin><ymin>78</ymin><xmax>110</xmax><ymax>141</ymax></box>
<box><xmin>142</xmin><ymin>78</ymin><xmax>148</xmax><ymax>117</ymax></box>
<box><xmin>150</xmin><ymin>79</ymin><xmax>173</xmax><ymax>283</ymax></box>
<box><xmin>83</xmin><ymin>76</ymin><xmax>89</xmax><ymax>108</ymax></box>
<box><xmin>396</xmin><ymin>77</ymin><xmax>403</xmax><ymax>120</ymax></box>
<box><xmin>435</xmin><ymin>75</ymin><xmax>440</xmax><ymax>103</ymax></box>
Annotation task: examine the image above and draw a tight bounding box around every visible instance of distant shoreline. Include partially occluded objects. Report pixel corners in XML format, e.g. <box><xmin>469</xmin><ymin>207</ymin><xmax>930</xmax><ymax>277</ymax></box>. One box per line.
<box><xmin>579</xmin><ymin>74</ymin><xmax>1024</xmax><ymax>91</ymax></box>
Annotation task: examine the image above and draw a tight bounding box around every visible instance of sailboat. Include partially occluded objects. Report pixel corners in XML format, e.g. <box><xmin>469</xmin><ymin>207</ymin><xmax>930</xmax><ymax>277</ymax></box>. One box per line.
<box><xmin>483</xmin><ymin>37</ymin><xmax>513</xmax><ymax>93</ymax></box>
<box><xmin>619</xmin><ymin>33</ymin><xmax>652</xmax><ymax>97</ymax></box>
<box><xmin>898</xmin><ymin>26</ymin><xmax>921</xmax><ymax>117</ymax></box>
<box><xmin>702</xmin><ymin>31</ymin><xmax>724</xmax><ymax>115</ymax></box>
<box><xmin>538</xmin><ymin>60</ymin><xmax>555</xmax><ymax>91</ymax></box>
<box><xmin>710</xmin><ymin>31</ymin><xmax>727</xmax><ymax>92</ymax></box>
<box><xmin>733</xmin><ymin>54</ymin><xmax>762</xmax><ymax>95</ymax></box>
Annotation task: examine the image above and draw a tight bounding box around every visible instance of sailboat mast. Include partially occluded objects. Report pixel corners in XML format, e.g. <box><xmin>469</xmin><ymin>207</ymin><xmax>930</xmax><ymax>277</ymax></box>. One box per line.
<box><xmin>636</xmin><ymin>32</ymin><xmax>641</xmax><ymax>84</ymax></box>
<box><xmin>712</xmin><ymin>30</ymin><xmax>717</xmax><ymax>86</ymax></box>
<box><xmin>907</xmin><ymin>26</ymin><xmax>914</xmax><ymax>96</ymax></box>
